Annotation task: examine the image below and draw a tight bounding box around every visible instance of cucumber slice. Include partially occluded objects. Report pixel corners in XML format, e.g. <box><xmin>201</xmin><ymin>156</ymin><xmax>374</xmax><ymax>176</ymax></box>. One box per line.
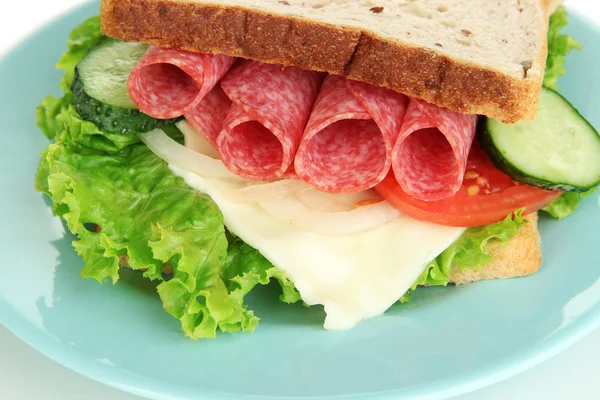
<box><xmin>482</xmin><ymin>87</ymin><xmax>600</xmax><ymax>192</ymax></box>
<box><xmin>72</xmin><ymin>38</ymin><xmax>181</xmax><ymax>134</ymax></box>
<box><xmin>77</xmin><ymin>38</ymin><xmax>147</xmax><ymax>109</ymax></box>
<box><xmin>72</xmin><ymin>72</ymin><xmax>181</xmax><ymax>134</ymax></box>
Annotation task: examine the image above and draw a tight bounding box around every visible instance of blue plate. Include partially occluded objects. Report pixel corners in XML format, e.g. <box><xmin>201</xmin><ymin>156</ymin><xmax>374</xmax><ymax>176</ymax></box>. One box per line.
<box><xmin>1</xmin><ymin>3</ymin><xmax>599</xmax><ymax>400</ymax></box>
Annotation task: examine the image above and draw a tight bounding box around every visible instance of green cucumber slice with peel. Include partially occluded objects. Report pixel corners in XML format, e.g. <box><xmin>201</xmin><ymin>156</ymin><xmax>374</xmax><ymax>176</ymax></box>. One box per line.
<box><xmin>482</xmin><ymin>87</ymin><xmax>600</xmax><ymax>192</ymax></box>
<box><xmin>72</xmin><ymin>38</ymin><xmax>181</xmax><ymax>133</ymax></box>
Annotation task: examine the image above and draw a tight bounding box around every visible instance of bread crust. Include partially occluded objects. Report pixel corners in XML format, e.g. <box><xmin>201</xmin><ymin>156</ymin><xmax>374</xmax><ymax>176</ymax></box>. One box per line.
<box><xmin>99</xmin><ymin>0</ymin><xmax>554</xmax><ymax>123</ymax></box>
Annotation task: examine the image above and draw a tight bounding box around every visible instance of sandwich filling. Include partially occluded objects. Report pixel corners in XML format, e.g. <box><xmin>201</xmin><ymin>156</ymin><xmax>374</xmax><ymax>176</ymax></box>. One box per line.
<box><xmin>35</xmin><ymin>7</ymin><xmax>590</xmax><ymax>339</ymax></box>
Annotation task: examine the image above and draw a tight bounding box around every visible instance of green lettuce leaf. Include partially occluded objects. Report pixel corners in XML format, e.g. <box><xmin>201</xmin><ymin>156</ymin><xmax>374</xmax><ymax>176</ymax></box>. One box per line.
<box><xmin>400</xmin><ymin>212</ymin><xmax>525</xmax><ymax>303</ymax></box>
<box><xmin>221</xmin><ymin>239</ymin><xmax>302</xmax><ymax>305</ymax></box>
<box><xmin>36</xmin><ymin>95</ymin><xmax>71</xmax><ymax>140</ymax></box>
<box><xmin>56</xmin><ymin>15</ymin><xmax>104</xmax><ymax>93</ymax></box>
<box><xmin>36</xmin><ymin>141</ymin><xmax>299</xmax><ymax>339</ymax></box>
<box><xmin>542</xmin><ymin>189</ymin><xmax>597</xmax><ymax>220</ymax></box>
<box><xmin>53</xmin><ymin>105</ymin><xmax>140</xmax><ymax>153</ymax></box>
<box><xmin>544</xmin><ymin>6</ymin><xmax>581</xmax><ymax>90</ymax></box>
<box><xmin>35</xmin><ymin>16</ymin><xmax>139</xmax><ymax>152</ymax></box>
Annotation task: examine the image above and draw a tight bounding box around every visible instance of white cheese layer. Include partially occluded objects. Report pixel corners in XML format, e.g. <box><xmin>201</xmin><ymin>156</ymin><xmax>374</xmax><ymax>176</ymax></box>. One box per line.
<box><xmin>169</xmin><ymin>163</ymin><xmax>465</xmax><ymax>330</ymax></box>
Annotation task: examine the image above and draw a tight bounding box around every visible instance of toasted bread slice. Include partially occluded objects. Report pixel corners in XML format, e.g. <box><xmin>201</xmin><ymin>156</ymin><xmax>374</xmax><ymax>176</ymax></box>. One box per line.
<box><xmin>100</xmin><ymin>0</ymin><xmax>560</xmax><ymax>123</ymax></box>
<box><xmin>449</xmin><ymin>213</ymin><xmax>542</xmax><ymax>285</ymax></box>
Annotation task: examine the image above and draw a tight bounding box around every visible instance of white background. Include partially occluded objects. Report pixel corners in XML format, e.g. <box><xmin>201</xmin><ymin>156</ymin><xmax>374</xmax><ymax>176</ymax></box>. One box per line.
<box><xmin>1</xmin><ymin>0</ymin><xmax>599</xmax><ymax>399</ymax></box>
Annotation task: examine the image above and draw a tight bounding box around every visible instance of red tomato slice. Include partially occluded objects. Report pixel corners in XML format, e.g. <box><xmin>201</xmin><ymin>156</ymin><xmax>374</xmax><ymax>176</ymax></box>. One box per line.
<box><xmin>375</xmin><ymin>143</ymin><xmax>563</xmax><ymax>227</ymax></box>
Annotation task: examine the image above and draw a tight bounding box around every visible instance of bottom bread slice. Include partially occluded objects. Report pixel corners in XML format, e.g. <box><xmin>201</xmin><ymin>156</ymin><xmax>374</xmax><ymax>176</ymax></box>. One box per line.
<box><xmin>449</xmin><ymin>213</ymin><xmax>542</xmax><ymax>285</ymax></box>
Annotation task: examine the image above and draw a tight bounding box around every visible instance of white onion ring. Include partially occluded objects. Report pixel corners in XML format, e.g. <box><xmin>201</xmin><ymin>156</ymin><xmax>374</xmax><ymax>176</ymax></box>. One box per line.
<box><xmin>140</xmin><ymin>129</ymin><xmax>242</xmax><ymax>181</ymax></box>
<box><xmin>223</xmin><ymin>180</ymin><xmax>310</xmax><ymax>203</ymax></box>
<box><xmin>259</xmin><ymin>197</ymin><xmax>402</xmax><ymax>236</ymax></box>
<box><xmin>295</xmin><ymin>187</ymin><xmax>383</xmax><ymax>213</ymax></box>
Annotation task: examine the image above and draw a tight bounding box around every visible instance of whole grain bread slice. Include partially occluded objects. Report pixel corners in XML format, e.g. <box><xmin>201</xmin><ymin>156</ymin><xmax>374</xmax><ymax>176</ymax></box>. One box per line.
<box><xmin>100</xmin><ymin>0</ymin><xmax>561</xmax><ymax>123</ymax></box>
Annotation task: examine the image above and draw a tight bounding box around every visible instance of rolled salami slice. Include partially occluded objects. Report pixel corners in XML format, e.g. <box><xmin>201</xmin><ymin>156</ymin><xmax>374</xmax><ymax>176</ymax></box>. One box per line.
<box><xmin>295</xmin><ymin>76</ymin><xmax>408</xmax><ymax>193</ymax></box>
<box><xmin>128</xmin><ymin>47</ymin><xmax>235</xmax><ymax>119</ymax></box>
<box><xmin>392</xmin><ymin>99</ymin><xmax>478</xmax><ymax>201</ymax></box>
<box><xmin>217</xmin><ymin>60</ymin><xmax>322</xmax><ymax>181</ymax></box>
<box><xmin>184</xmin><ymin>85</ymin><xmax>232</xmax><ymax>148</ymax></box>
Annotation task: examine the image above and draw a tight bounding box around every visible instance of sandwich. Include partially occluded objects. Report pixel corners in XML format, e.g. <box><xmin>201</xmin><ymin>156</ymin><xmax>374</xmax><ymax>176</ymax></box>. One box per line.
<box><xmin>35</xmin><ymin>0</ymin><xmax>598</xmax><ymax>339</ymax></box>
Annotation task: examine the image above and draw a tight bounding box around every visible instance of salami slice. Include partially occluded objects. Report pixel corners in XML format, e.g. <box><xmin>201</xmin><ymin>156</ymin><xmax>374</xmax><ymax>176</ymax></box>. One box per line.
<box><xmin>128</xmin><ymin>47</ymin><xmax>235</xmax><ymax>119</ymax></box>
<box><xmin>217</xmin><ymin>60</ymin><xmax>323</xmax><ymax>181</ymax></box>
<box><xmin>184</xmin><ymin>85</ymin><xmax>232</xmax><ymax>148</ymax></box>
<box><xmin>295</xmin><ymin>76</ymin><xmax>408</xmax><ymax>193</ymax></box>
<box><xmin>391</xmin><ymin>99</ymin><xmax>478</xmax><ymax>201</ymax></box>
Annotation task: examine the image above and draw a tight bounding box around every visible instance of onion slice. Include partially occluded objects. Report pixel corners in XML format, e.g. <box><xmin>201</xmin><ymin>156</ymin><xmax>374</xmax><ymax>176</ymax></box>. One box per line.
<box><xmin>140</xmin><ymin>129</ymin><xmax>242</xmax><ymax>181</ymax></box>
<box><xmin>259</xmin><ymin>197</ymin><xmax>402</xmax><ymax>236</ymax></box>
<box><xmin>223</xmin><ymin>180</ymin><xmax>310</xmax><ymax>203</ymax></box>
<box><xmin>295</xmin><ymin>187</ymin><xmax>383</xmax><ymax>213</ymax></box>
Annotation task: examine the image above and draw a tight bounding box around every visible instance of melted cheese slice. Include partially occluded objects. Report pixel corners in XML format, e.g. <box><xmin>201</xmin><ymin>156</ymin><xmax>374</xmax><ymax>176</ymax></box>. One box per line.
<box><xmin>169</xmin><ymin>163</ymin><xmax>466</xmax><ymax>330</ymax></box>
